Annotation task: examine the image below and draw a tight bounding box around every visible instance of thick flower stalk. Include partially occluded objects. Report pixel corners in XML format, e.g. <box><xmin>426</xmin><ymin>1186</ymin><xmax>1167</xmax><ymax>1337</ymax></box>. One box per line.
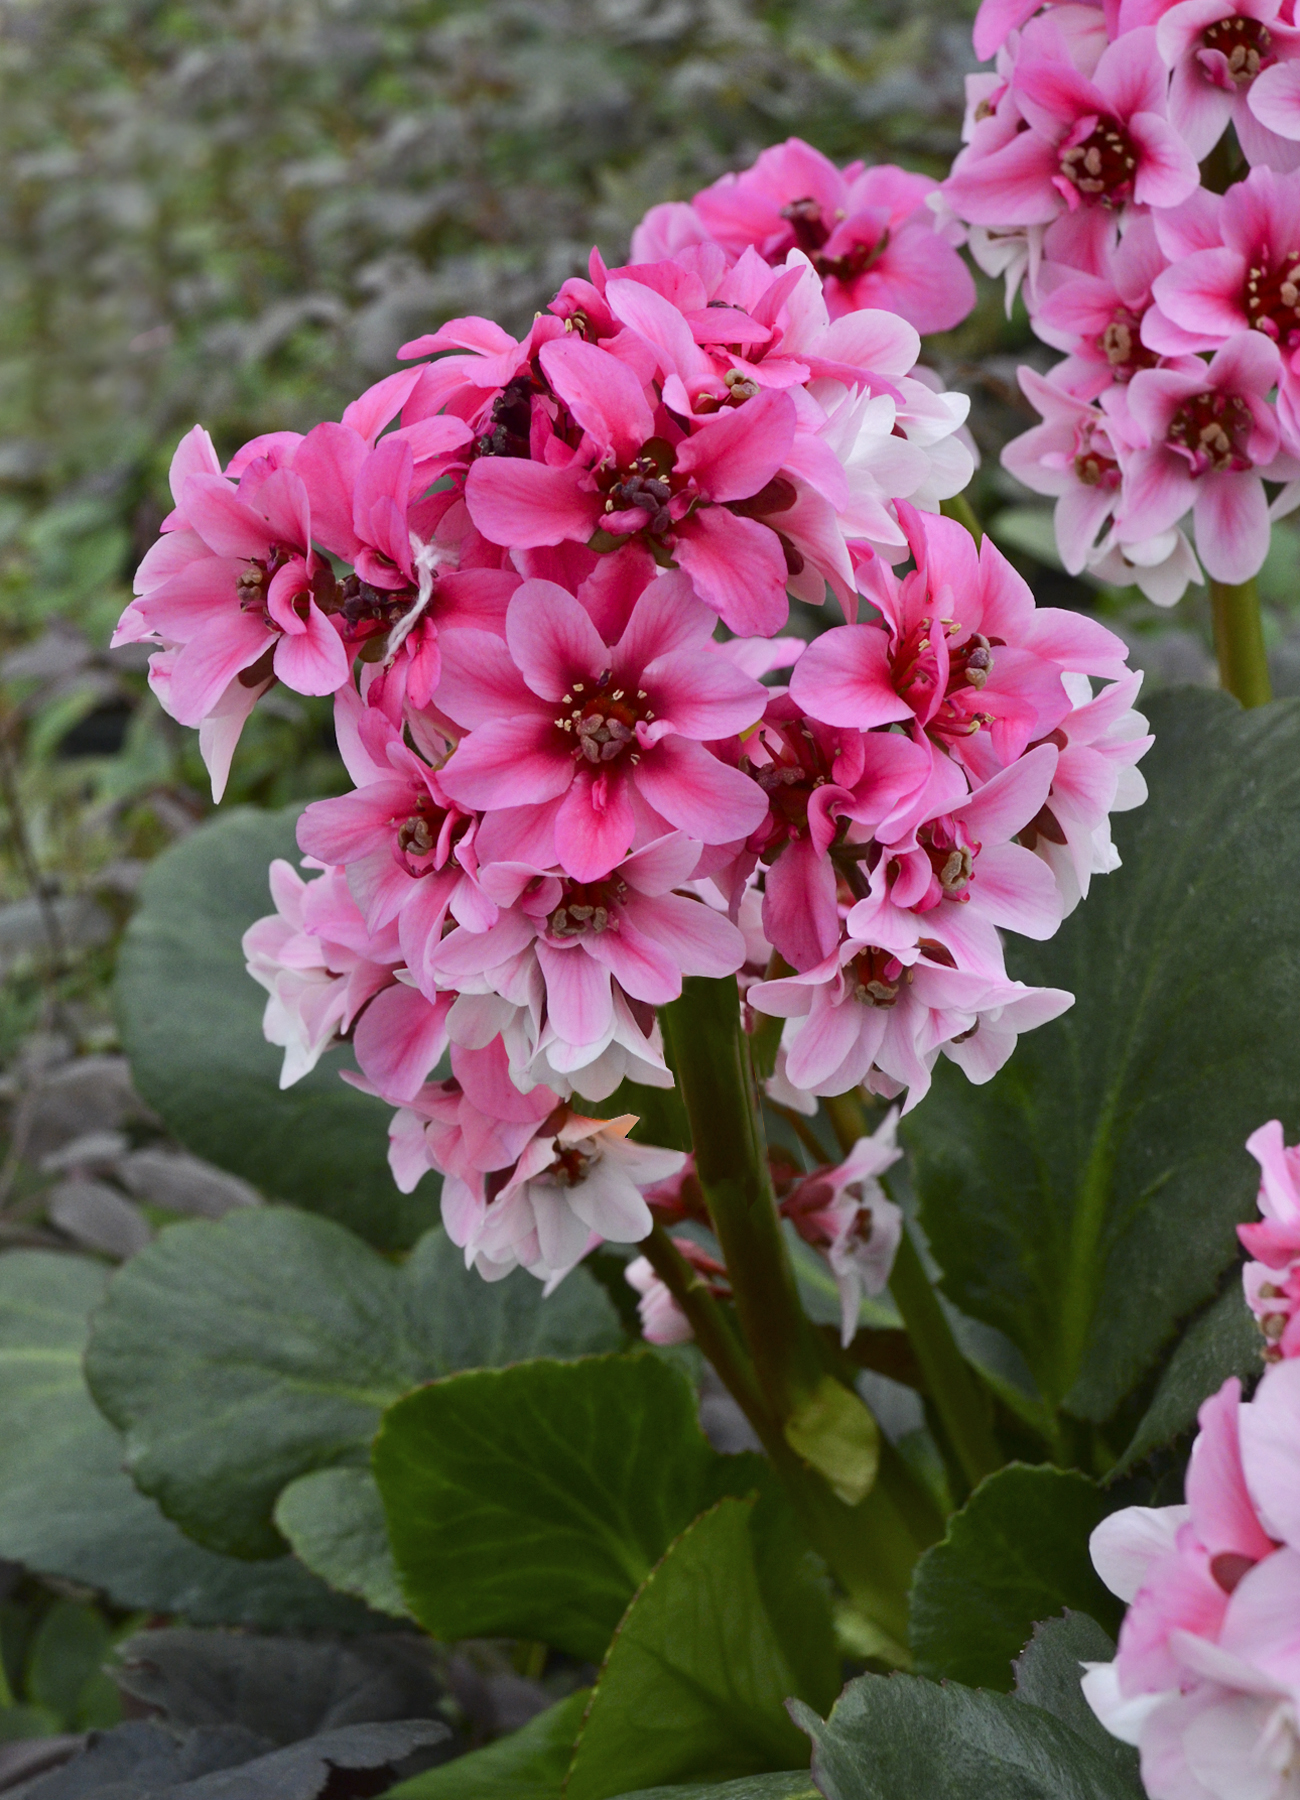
<box><xmin>119</xmin><ymin>139</ymin><xmax>1154</xmax><ymax>1637</ymax></box>
<box><xmin>943</xmin><ymin>0</ymin><xmax>1300</xmax><ymax>698</ymax></box>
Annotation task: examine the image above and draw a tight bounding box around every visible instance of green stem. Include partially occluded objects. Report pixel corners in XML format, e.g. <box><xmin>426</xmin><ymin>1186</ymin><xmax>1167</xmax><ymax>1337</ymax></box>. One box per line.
<box><xmin>822</xmin><ymin>1091</ymin><xmax>1002</xmax><ymax>1493</ymax></box>
<box><xmin>940</xmin><ymin>490</ymin><xmax>983</xmax><ymax>544</ymax></box>
<box><xmin>1210</xmin><ymin>578</ymin><xmax>1271</xmax><ymax>708</ymax></box>
<box><xmin>663</xmin><ymin>978</ymin><xmax>825</xmax><ymax>1419</ymax></box>
<box><xmin>661</xmin><ymin>978</ymin><xmax>934</xmax><ymax>1636</ymax></box>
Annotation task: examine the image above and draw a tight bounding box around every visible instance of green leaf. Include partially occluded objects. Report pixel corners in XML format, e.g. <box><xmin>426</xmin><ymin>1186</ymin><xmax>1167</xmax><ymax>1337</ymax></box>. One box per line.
<box><xmin>565</xmin><ymin>1498</ymin><xmax>817</xmax><ymax>1800</ymax></box>
<box><xmin>1013</xmin><ymin>1612</ymin><xmax>1141</xmax><ymax>1792</ymax></box>
<box><xmin>374</xmin><ymin>1353</ymin><xmax>766</xmax><ymax>1662</ymax></box>
<box><xmin>0</xmin><ymin>1250</ymin><xmax>372</xmax><ymax>1631</ymax></box>
<box><xmin>85</xmin><ymin>1211</ymin><xmax>621</xmax><ymax>1559</ymax></box>
<box><xmin>26</xmin><ymin>1600</ymin><xmax>116</xmax><ymax>1730</ymax></box>
<box><xmin>1117</xmin><ymin>1283</ymin><xmax>1262</xmax><ymax>1473</ymax></box>
<box><xmin>386</xmin><ymin>1690</ymin><xmax>589</xmax><ymax>1800</ymax></box>
<box><xmin>115</xmin><ymin>803</ymin><xmax>428</xmax><ymax>1250</ymax></box>
<box><xmin>909</xmin><ymin>1466</ymin><xmax>1121</xmax><ymax>1690</ymax></box>
<box><xmin>907</xmin><ymin>691</ymin><xmax>1300</xmax><ymax>1423</ymax></box>
<box><xmin>792</xmin><ymin>1671</ymin><xmax>1144</xmax><ymax>1800</ymax></box>
<box><xmin>274</xmin><ymin>1469</ymin><xmax>409</xmax><ymax>1619</ymax></box>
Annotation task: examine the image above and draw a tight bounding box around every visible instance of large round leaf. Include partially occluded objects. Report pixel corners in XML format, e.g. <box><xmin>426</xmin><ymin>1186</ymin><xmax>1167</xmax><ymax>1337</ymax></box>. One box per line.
<box><xmin>85</xmin><ymin>1210</ymin><xmax>623</xmax><ymax>1559</ymax></box>
<box><xmin>0</xmin><ymin>1250</ymin><xmax>371</xmax><ymax>1630</ymax></box>
<box><xmin>907</xmin><ymin>691</ymin><xmax>1300</xmax><ymax>1425</ymax></box>
<box><xmin>115</xmin><ymin>804</ymin><xmax>432</xmax><ymax>1249</ymax></box>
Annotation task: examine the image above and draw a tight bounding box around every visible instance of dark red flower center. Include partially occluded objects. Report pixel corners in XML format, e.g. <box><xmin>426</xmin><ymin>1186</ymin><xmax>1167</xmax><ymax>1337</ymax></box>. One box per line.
<box><xmin>1166</xmin><ymin>390</ymin><xmax>1254</xmax><ymax>474</ymax></box>
<box><xmin>547</xmin><ymin>875</ymin><xmax>629</xmax><ymax>939</ymax></box>
<box><xmin>1246</xmin><ymin>251</ymin><xmax>1300</xmax><ymax>348</ymax></box>
<box><xmin>1201</xmin><ymin>14</ymin><xmax>1273</xmax><ymax>83</ymax></box>
<box><xmin>394</xmin><ymin>792</ymin><xmax>467</xmax><ymax>875</ymax></box>
<box><xmin>850</xmin><ymin>944</ymin><xmax>905</xmax><ymax>1008</ymax></box>
<box><xmin>474</xmin><ymin>375</ymin><xmax>535</xmax><ymax>459</ymax></box>
<box><xmin>555</xmin><ymin>670</ymin><xmax>656</xmax><ymax>767</ymax></box>
<box><xmin>916</xmin><ymin>817</ymin><xmax>977</xmax><ymax>900</ymax></box>
<box><xmin>1059</xmin><ymin>119</ymin><xmax>1139</xmax><ymax>207</ymax></box>
<box><xmin>778</xmin><ymin>196</ymin><xmax>888</xmax><ymax>284</ymax></box>
<box><xmin>746</xmin><ymin>721</ymin><xmax>832</xmax><ymax>852</ymax></box>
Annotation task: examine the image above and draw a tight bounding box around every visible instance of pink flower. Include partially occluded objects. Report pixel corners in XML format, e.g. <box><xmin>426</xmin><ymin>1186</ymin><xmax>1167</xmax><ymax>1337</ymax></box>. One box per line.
<box><xmin>1032</xmin><ymin>216</ymin><xmax>1168</xmax><ymax>397</ymax></box>
<box><xmin>295</xmin><ymin>687</ymin><xmax>493</xmax><ymax>998</ymax></box>
<box><xmin>945</xmin><ymin>29</ymin><xmax>1199</xmax><ymax>262</ymax></box>
<box><xmin>1002</xmin><ymin>368</ymin><xmax>1128</xmax><ymax>572</ymax></box>
<box><xmin>790</xmin><ymin>506</ymin><xmax>1130</xmax><ymax>775</ymax></box>
<box><xmin>119</xmin><ymin>427</ymin><xmax>350</xmax><ymax>799</ymax></box>
<box><xmin>1156</xmin><ymin>0</ymin><xmax>1300</xmax><ymax>171</ymax></box>
<box><xmin>384</xmin><ymin>1037</ymin><xmax>558</xmax><ymax>1195</ymax></box>
<box><xmin>625</xmin><ymin>1237</ymin><xmax>730</xmax><ymax>1345</ymax></box>
<box><xmin>1147</xmin><ymin>168</ymin><xmax>1300</xmax><ymax>448</ymax></box>
<box><xmin>646</xmin><ymin>138</ymin><xmax>976</xmax><ymax>333</ymax></box>
<box><xmin>445</xmin><ymin>1106</ymin><xmax>685</xmax><ymax>1284</ymax></box>
<box><xmin>435</xmin><ymin>570</ymin><xmax>768</xmax><ymax>881</ymax></box>
<box><xmin>781</xmin><ymin>1111</ymin><xmax>905</xmax><ymax>1344</ymax></box>
<box><xmin>242</xmin><ymin>859</ymin><xmax>400</xmax><ymax>1088</ymax></box>
<box><xmin>748</xmin><ymin>932</ymin><xmax>1072</xmax><ymax>1110</ymax></box>
<box><xmin>1240</xmin><ymin>1120</ymin><xmax>1300</xmax><ymax>1361</ymax></box>
<box><xmin>1120</xmin><ymin>331</ymin><xmax>1285</xmax><ymax>581</ymax></box>
<box><xmin>1084</xmin><ymin>1372</ymin><xmax>1300</xmax><ymax>1800</ymax></box>
<box><xmin>1018</xmin><ymin>670</ymin><xmax>1153</xmax><ymax>914</ymax></box>
<box><xmin>430</xmin><ymin>835</ymin><xmax>747</xmax><ymax>1102</ymax></box>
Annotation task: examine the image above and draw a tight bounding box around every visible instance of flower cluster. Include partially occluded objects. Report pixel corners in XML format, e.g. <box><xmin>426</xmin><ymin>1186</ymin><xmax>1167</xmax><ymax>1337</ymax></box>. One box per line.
<box><xmin>1085</xmin><ymin>1361</ymin><xmax>1300</xmax><ymax>1799</ymax></box>
<box><xmin>118</xmin><ymin>139</ymin><xmax>1150</xmax><ymax>1294</ymax></box>
<box><xmin>945</xmin><ymin>0</ymin><xmax>1300</xmax><ymax>600</ymax></box>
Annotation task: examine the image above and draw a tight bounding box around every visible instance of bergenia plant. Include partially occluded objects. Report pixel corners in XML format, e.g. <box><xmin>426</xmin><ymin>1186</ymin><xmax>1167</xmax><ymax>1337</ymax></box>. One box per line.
<box><xmin>87</xmin><ymin>117</ymin><xmax>1300</xmax><ymax>1800</ymax></box>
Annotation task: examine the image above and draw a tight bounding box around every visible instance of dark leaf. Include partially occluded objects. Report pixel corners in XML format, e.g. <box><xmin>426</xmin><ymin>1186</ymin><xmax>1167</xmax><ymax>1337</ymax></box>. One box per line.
<box><xmin>374</xmin><ymin>1354</ymin><xmax>767</xmax><ymax>1662</ymax></box>
<box><xmin>908</xmin><ymin>691</ymin><xmax>1300</xmax><ymax>1424</ymax></box>
<box><xmin>1117</xmin><ymin>1283</ymin><xmax>1262</xmax><ymax>1473</ymax></box>
<box><xmin>386</xmin><ymin>1690</ymin><xmax>589</xmax><ymax>1800</ymax></box>
<box><xmin>909</xmin><ymin>1465</ymin><xmax>1121</xmax><ymax>1690</ymax></box>
<box><xmin>792</xmin><ymin>1671</ymin><xmax>1146</xmax><ymax>1800</ymax></box>
<box><xmin>1013</xmin><ymin>1612</ymin><xmax>1141</xmax><ymax>1792</ymax></box>
<box><xmin>85</xmin><ymin>1214</ymin><xmax>621</xmax><ymax>1558</ymax></box>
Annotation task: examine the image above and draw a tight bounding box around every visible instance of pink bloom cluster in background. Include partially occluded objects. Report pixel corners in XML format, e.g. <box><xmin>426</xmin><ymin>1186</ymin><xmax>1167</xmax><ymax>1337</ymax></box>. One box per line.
<box><xmin>1085</xmin><ymin>1363</ymin><xmax>1300</xmax><ymax>1799</ymax></box>
<box><xmin>120</xmin><ymin>136</ymin><xmax>1152</xmax><ymax>1297</ymax></box>
<box><xmin>946</xmin><ymin>0</ymin><xmax>1300</xmax><ymax>599</ymax></box>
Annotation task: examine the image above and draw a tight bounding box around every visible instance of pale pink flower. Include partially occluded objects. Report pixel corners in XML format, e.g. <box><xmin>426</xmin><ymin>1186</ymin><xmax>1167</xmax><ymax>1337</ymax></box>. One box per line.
<box><xmin>295</xmin><ymin>687</ymin><xmax>493</xmax><ymax>998</ymax></box>
<box><xmin>1084</xmin><ymin>1372</ymin><xmax>1300</xmax><ymax>1800</ymax></box>
<box><xmin>1120</xmin><ymin>331</ymin><xmax>1286</xmax><ymax>581</ymax></box>
<box><xmin>430</xmin><ymin>835</ymin><xmax>746</xmax><ymax>1100</ymax></box>
<box><xmin>648</xmin><ymin>138</ymin><xmax>976</xmax><ymax>333</ymax></box>
<box><xmin>1002</xmin><ymin>369</ymin><xmax>1128</xmax><ymax>572</ymax></box>
<box><xmin>446</xmin><ymin>1108</ymin><xmax>685</xmax><ymax>1284</ymax></box>
<box><xmin>435</xmin><ymin>570</ymin><xmax>768</xmax><ymax>882</ymax></box>
<box><xmin>781</xmin><ymin>1111</ymin><xmax>905</xmax><ymax>1344</ymax></box>
<box><xmin>1240</xmin><ymin>1120</ymin><xmax>1300</xmax><ymax>1361</ymax></box>
<box><xmin>1085</xmin><ymin>523</ymin><xmax>1204</xmax><ymax>604</ymax></box>
<box><xmin>1032</xmin><ymin>216</ymin><xmax>1169</xmax><ymax>398</ymax></box>
<box><xmin>242</xmin><ymin>859</ymin><xmax>400</xmax><ymax>1088</ymax></box>
<box><xmin>1019</xmin><ymin>670</ymin><xmax>1153</xmax><ymax>914</ymax></box>
<box><xmin>625</xmin><ymin>1237</ymin><xmax>730</xmax><ymax>1345</ymax></box>
<box><xmin>383</xmin><ymin>1037</ymin><xmax>558</xmax><ymax>1195</ymax></box>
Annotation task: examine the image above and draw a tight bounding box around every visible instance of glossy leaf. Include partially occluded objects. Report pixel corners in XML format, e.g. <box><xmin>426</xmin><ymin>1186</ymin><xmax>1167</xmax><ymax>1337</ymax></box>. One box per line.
<box><xmin>0</xmin><ymin>1251</ymin><xmax>370</xmax><ymax>1630</ymax></box>
<box><xmin>565</xmin><ymin>1498</ymin><xmax>819</xmax><ymax>1800</ymax></box>
<box><xmin>908</xmin><ymin>691</ymin><xmax>1300</xmax><ymax>1423</ymax></box>
<box><xmin>909</xmin><ymin>1465</ymin><xmax>1121</xmax><ymax>1690</ymax></box>
<box><xmin>1117</xmin><ymin>1283</ymin><xmax>1262</xmax><ymax>1473</ymax></box>
<box><xmin>792</xmin><ymin>1671</ymin><xmax>1144</xmax><ymax>1800</ymax></box>
<box><xmin>1013</xmin><ymin>1612</ymin><xmax>1141</xmax><ymax>1792</ymax></box>
<box><xmin>115</xmin><ymin>803</ymin><xmax>429</xmax><ymax>1250</ymax></box>
<box><xmin>374</xmin><ymin>1354</ymin><xmax>766</xmax><ymax>1662</ymax></box>
<box><xmin>85</xmin><ymin>1212</ymin><xmax>621</xmax><ymax>1558</ymax></box>
<box><xmin>274</xmin><ymin>1469</ymin><xmax>409</xmax><ymax>1619</ymax></box>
